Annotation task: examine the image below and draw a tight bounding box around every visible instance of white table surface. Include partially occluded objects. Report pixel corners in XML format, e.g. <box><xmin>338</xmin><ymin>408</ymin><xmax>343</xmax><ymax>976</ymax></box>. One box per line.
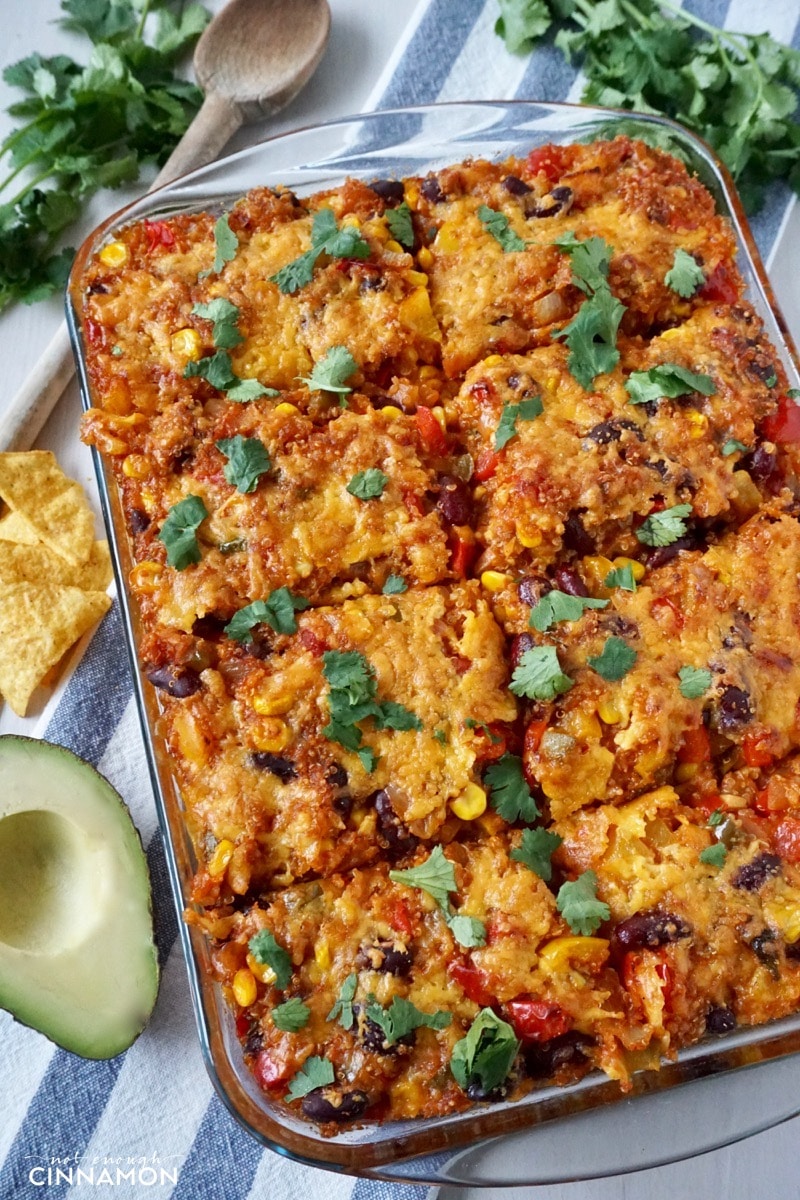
<box><xmin>2</xmin><ymin>2</ymin><xmax>800</xmax><ymax>1196</ymax></box>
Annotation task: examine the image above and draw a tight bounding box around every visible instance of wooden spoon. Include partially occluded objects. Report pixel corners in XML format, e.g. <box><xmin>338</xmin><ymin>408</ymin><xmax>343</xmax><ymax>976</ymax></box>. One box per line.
<box><xmin>2</xmin><ymin>0</ymin><xmax>331</xmax><ymax>453</ymax></box>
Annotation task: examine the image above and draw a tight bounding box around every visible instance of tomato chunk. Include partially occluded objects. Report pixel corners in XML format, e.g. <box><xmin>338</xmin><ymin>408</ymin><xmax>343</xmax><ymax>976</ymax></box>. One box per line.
<box><xmin>448</xmin><ymin>960</ymin><xmax>496</xmax><ymax>1007</ymax></box>
<box><xmin>449</xmin><ymin>530</ymin><xmax>476</xmax><ymax>578</ymax></box>
<box><xmin>415</xmin><ymin>405</ymin><xmax>448</xmax><ymax>454</ymax></box>
<box><xmin>677</xmin><ymin>725</ymin><xmax>710</xmax><ymax>764</ymax></box>
<box><xmin>526</xmin><ymin>145</ymin><xmax>567</xmax><ymax>185</ymax></box>
<box><xmin>742</xmin><ymin>729</ymin><xmax>776</xmax><ymax>770</ymax></box>
<box><xmin>390</xmin><ymin>898</ymin><xmax>414</xmax><ymax>939</ymax></box>
<box><xmin>144</xmin><ymin>219</ymin><xmax>175</xmax><ymax>252</ymax></box>
<box><xmin>474</xmin><ymin>448</ymin><xmax>500</xmax><ymax>481</ymax></box>
<box><xmin>506</xmin><ymin>996</ymin><xmax>571</xmax><ymax>1042</ymax></box>
<box><xmin>698</xmin><ymin>262</ymin><xmax>738</xmax><ymax>305</ymax></box>
<box><xmin>773</xmin><ymin>816</ymin><xmax>800</xmax><ymax>864</ymax></box>
<box><xmin>253</xmin><ymin>1048</ymin><xmax>293</xmax><ymax>1089</ymax></box>
<box><xmin>762</xmin><ymin>396</ymin><xmax>800</xmax><ymax>444</ymax></box>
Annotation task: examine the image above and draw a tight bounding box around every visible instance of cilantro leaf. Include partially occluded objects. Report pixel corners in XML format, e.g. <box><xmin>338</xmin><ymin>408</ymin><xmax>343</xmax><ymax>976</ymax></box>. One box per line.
<box><xmin>699</xmin><ymin>842</ymin><xmax>727</xmax><ymax>868</ymax></box>
<box><xmin>722</xmin><ymin>438</ymin><xmax>747</xmax><ymax>457</ymax></box>
<box><xmin>382</xmin><ymin>574</ymin><xmax>407</xmax><ymax>594</ymax></box>
<box><xmin>511</xmin><ymin>827</ymin><xmax>563</xmax><ymax>881</ymax></box>
<box><xmin>485</xmin><ymin>753</ymin><xmax>540</xmax><ymax>823</ymax></box>
<box><xmin>272</xmin><ymin>997</ymin><xmax>311</xmax><ymax>1032</ymax></box>
<box><xmin>604</xmin><ymin>564</ymin><xmax>637</xmax><ymax>591</ymax></box>
<box><xmin>529</xmin><ymin>589</ymin><xmax>608</xmax><ymax>632</ymax></box>
<box><xmin>216</xmin><ymin>435</ymin><xmax>271</xmax><ymax>493</ymax></box>
<box><xmin>510</xmin><ymin>645</ymin><xmax>573</xmax><ymax>701</ymax></box>
<box><xmin>556</xmin><ymin>870</ymin><xmax>610</xmax><ymax>936</ymax></box>
<box><xmin>554</xmin><ymin>285</ymin><xmax>626</xmax><ymax>391</ymax></box>
<box><xmin>347</xmin><ymin>468</ymin><xmax>389</xmax><ymax>500</ymax></box>
<box><xmin>270</xmin><ymin>208</ymin><xmax>370</xmax><ymax>294</ymax></box>
<box><xmin>300</xmin><ymin>345</ymin><xmax>358</xmax><ymax>395</ymax></box>
<box><xmin>587</xmin><ymin>636</ymin><xmax>637</xmax><ymax>681</ymax></box>
<box><xmin>209</xmin><ymin>214</ymin><xmax>238</xmax><ymax>275</ymax></box>
<box><xmin>225</xmin><ymin>588</ymin><xmax>310</xmax><ymax>641</ymax></box>
<box><xmin>192</xmin><ymin>297</ymin><xmax>243</xmax><ymax>349</ymax></box>
<box><xmin>389</xmin><ymin>844</ymin><xmax>456</xmax><ymax>911</ymax></box>
<box><xmin>373</xmin><ymin>701</ymin><xmax>423</xmax><ymax>732</ymax></box>
<box><xmin>286</xmin><ymin>1056</ymin><xmax>335</xmax><ymax>1102</ymax></box>
<box><xmin>323</xmin><ymin>650</ymin><xmax>375</xmax><ymax>695</ymax></box>
<box><xmin>157</xmin><ymin>494</ymin><xmax>208</xmax><ymax>570</ymax></box>
<box><xmin>625</xmin><ymin>363</ymin><xmax>715</xmax><ymax>405</ymax></box>
<box><xmin>494</xmin><ymin>395</ymin><xmax>544</xmax><ymax>449</ymax></box>
<box><xmin>248</xmin><ymin>930</ymin><xmax>292</xmax><ymax>990</ymax></box>
<box><xmin>554</xmin><ymin>232</ymin><xmax>613</xmax><ymax>294</ymax></box>
<box><xmin>636</xmin><ymin>503</ymin><xmax>692</xmax><ymax>547</ymax></box>
<box><xmin>184</xmin><ymin>350</ymin><xmax>272</xmax><ymax>401</ymax></box>
<box><xmin>364</xmin><ymin>996</ymin><xmax>451</xmax><ymax>1045</ymax></box>
<box><xmin>327</xmin><ymin>973</ymin><xmax>357</xmax><ymax>1028</ymax></box>
<box><xmin>477</xmin><ymin>204</ymin><xmax>525</xmax><ymax>252</ymax></box>
<box><xmin>446</xmin><ymin>914</ymin><xmax>487</xmax><ymax>948</ymax></box>
<box><xmin>678</xmin><ymin>665</ymin><xmax>712</xmax><ymax>699</ymax></box>
<box><xmin>450</xmin><ymin>1008</ymin><xmax>520</xmax><ymax>1094</ymax></box>
<box><xmin>357</xmin><ymin>746</ymin><xmax>379</xmax><ymax>772</ymax></box>
<box><xmin>495</xmin><ymin>0</ymin><xmax>552</xmax><ymax>53</ymax></box>
<box><xmin>385</xmin><ymin>202</ymin><xmax>414</xmax><ymax>249</ymax></box>
<box><xmin>664</xmin><ymin>248</ymin><xmax>706</xmax><ymax>298</ymax></box>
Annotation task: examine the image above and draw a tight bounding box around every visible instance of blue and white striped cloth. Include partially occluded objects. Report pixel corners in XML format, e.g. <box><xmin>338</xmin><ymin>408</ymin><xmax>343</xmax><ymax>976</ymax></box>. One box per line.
<box><xmin>3</xmin><ymin>2</ymin><xmax>800</xmax><ymax>1196</ymax></box>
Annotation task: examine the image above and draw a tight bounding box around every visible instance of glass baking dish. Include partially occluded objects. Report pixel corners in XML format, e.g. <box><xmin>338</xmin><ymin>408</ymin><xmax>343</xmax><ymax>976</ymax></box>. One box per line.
<box><xmin>66</xmin><ymin>101</ymin><xmax>800</xmax><ymax>1186</ymax></box>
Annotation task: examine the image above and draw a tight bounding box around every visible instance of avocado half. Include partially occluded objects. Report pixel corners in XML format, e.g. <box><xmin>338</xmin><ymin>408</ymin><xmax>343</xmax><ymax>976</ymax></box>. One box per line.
<box><xmin>0</xmin><ymin>735</ymin><xmax>159</xmax><ymax>1058</ymax></box>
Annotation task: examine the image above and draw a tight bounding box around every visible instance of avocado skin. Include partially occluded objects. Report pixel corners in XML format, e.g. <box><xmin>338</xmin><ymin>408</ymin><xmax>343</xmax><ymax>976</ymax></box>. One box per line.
<box><xmin>0</xmin><ymin>734</ymin><xmax>159</xmax><ymax>1059</ymax></box>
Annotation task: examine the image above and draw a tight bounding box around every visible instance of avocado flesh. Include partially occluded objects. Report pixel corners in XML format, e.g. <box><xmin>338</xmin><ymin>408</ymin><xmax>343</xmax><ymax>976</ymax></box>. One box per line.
<box><xmin>0</xmin><ymin>735</ymin><xmax>159</xmax><ymax>1058</ymax></box>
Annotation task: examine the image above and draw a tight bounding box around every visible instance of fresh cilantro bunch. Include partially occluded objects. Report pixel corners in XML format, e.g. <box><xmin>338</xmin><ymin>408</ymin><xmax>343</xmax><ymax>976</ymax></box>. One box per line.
<box><xmin>0</xmin><ymin>0</ymin><xmax>211</xmax><ymax>311</ymax></box>
<box><xmin>494</xmin><ymin>0</ymin><xmax>800</xmax><ymax>212</ymax></box>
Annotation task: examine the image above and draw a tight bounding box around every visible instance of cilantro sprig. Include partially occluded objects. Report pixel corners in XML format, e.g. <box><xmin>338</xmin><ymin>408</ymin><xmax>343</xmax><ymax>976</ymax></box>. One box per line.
<box><xmin>347</xmin><ymin>469</ymin><xmax>388</xmax><ymax>500</ymax></box>
<box><xmin>157</xmin><ymin>494</ymin><xmax>208</xmax><ymax>571</ymax></box>
<box><xmin>225</xmin><ymin>588</ymin><xmax>310</xmax><ymax>641</ymax></box>
<box><xmin>192</xmin><ymin>297</ymin><xmax>243</xmax><ymax>348</ymax></box>
<box><xmin>493</xmin><ymin>0</ymin><xmax>800</xmax><ymax>213</ymax></box>
<box><xmin>678</xmin><ymin>665</ymin><xmax>712</xmax><ymax>699</ymax></box>
<box><xmin>636</xmin><ymin>503</ymin><xmax>692</xmax><ymax>548</ymax></box>
<box><xmin>272</xmin><ymin>997</ymin><xmax>311</xmax><ymax>1032</ymax></box>
<box><xmin>184</xmin><ymin>350</ymin><xmax>275</xmax><ymax>402</ymax></box>
<box><xmin>664</xmin><ymin>249</ymin><xmax>706</xmax><ymax>298</ymax></box>
<box><xmin>327</xmin><ymin>974</ymin><xmax>358</xmax><ymax>1029</ymax></box>
<box><xmin>625</xmin><ymin>363</ymin><xmax>715</xmax><ymax>406</ymax></box>
<box><xmin>529</xmin><ymin>589</ymin><xmax>608</xmax><ymax>632</ymax></box>
<box><xmin>364</xmin><ymin>996</ymin><xmax>451</xmax><ymax>1045</ymax></box>
<box><xmin>556</xmin><ymin>869</ymin><xmax>610</xmax><ymax>936</ymax></box>
<box><xmin>510</xmin><ymin>645</ymin><xmax>573</xmax><ymax>701</ymax></box>
<box><xmin>385</xmin><ymin>202</ymin><xmax>414</xmax><ymax>249</ymax></box>
<box><xmin>271</xmin><ymin>207</ymin><xmax>371</xmax><ymax>294</ymax></box>
<box><xmin>478</xmin><ymin>204</ymin><xmax>526</xmax><ymax>252</ymax></box>
<box><xmin>604</xmin><ymin>564</ymin><xmax>637</xmax><ymax>591</ymax></box>
<box><xmin>484</xmin><ymin>753</ymin><xmax>539</xmax><ymax>823</ymax></box>
<box><xmin>216</xmin><ymin>435</ymin><xmax>271</xmax><ymax>493</ymax></box>
<box><xmin>587</xmin><ymin>636</ymin><xmax>637</xmax><ymax>682</ymax></box>
<box><xmin>299</xmin><ymin>345</ymin><xmax>358</xmax><ymax>397</ymax></box>
<box><xmin>286</xmin><ymin>1056</ymin><xmax>334</xmax><ymax>1102</ymax></box>
<box><xmin>389</xmin><ymin>845</ymin><xmax>486</xmax><ymax>948</ymax></box>
<box><xmin>0</xmin><ymin>0</ymin><xmax>211</xmax><ymax>312</ymax></box>
<box><xmin>450</xmin><ymin>1008</ymin><xmax>520</xmax><ymax>1094</ymax></box>
<box><xmin>321</xmin><ymin>649</ymin><xmax>422</xmax><ymax>755</ymax></box>
<box><xmin>248</xmin><ymin>929</ymin><xmax>292</xmax><ymax>990</ymax></box>
<box><xmin>494</xmin><ymin>395</ymin><xmax>543</xmax><ymax>449</ymax></box>
<box><xmin>511</xmin><ymin>827</ymin><xmax>563</xmax><ymax>881</ymax></box>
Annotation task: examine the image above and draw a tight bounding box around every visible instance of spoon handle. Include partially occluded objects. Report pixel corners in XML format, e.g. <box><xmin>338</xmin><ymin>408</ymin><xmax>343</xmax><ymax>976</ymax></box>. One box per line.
<box><xmin>0</xmin><ymin>91</ymin><xmax>244</xmax><ymax>453</ymax></box>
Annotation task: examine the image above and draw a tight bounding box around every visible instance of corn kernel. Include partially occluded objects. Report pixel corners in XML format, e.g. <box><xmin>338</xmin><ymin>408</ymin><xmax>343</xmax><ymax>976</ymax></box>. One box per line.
<box><xmin>208</xmin><ymin>838</ymin><xmax>235</xmax><ymax>878</ymax></box>
<box><xmin>170</xmin><ymin>328</ymin><xmax>201</xmax><ymax>360</ymax></box>
<box><xmin>659</xmin><ymin>327</ymin><xmax>682</xmax><ymax>340</ymax></box>
<box><xmin>435</xmin><ymin>222</ymin><xmax>459</xmax><ymax>253</ymax></box>
<box><xmin>612</xmin><ymin>556</ymin><xmax>646</xmax><ymax>582</ymax></box>
<box><xmin>341</xmin><ymin>214</ymin><xmax>361</xmax><ymax>228</ymax></box>
<box><xmin>252</xmin><ymin>692</ymin><xmax>293</xmax><ymax>717</ymax></box>
<box><xmin>99</xmin><ymin>240</ymin><xmax>129</xmax><ymax>268</ymax></box>
<box><xmin>687</xmin><ymin>410</ymin><xmax>708</xmax><ymax>439</ymax></box>
<box><xmin>598</xmin><ymin>702</ymin><xmax>622</xmax><ymax>725</ymax></box>
<box><xmin>538</xmin><ymin>936</ymin><xmax>610</xmax><ymax>971</ymax></box>
<box><xmin>675</xmin><ymin>762</ymin><xmax>699</xmax><ymax>782</ymax></box>
<box><xmin>417</xmin><ymin>247</ymin><xmax>434</xmax><ymax>269</ymax></box>
<box><xmin>515</xmin><ymin>522</ymin><xmax>543</xmax><ymax>548</ymax></box>
<box><xmin>246</xmin><ymin>952</ymin><xmax>277</xmax><ymax>986</ymax></box>
<box><xmin>386</xmin><ymin>239</ymin><xmax>404</xmax><ymax>254</ymax></box>
<box><xmin>450</xmin><ymin>783</ymin><xmax>488</xmax><ymax>820</ymax></box>
<box><xmin>483</xmin><ymin>354</ymin><xmax>504</xmax><ymax>367</ymax></box>
<box><xmin>251</xmin><ymin>718</ymin><xmax>291</xmax><ymax>753</ymax></box>
<box><xmin>406</xmin><ymin>270</ymin><xmax>428</xmax><ymax>286</ymax></box>
<box><xmin>430</xmin><ymin>406</ymin><xmax>446</xmax><ymax>432</ymax></box>
<box><xmin>419</xmin><ymin>365</ymin><xmax>439</xmax><ymax>381</ymax></box>
<box><xmin>378</xmin><ymin>405</ymin><xmax>403</xmax><ymax>419</ymax></box>
<box><xmin>481</xmin><ymin>570</ymin><xmax>511</xmax><ymax>593</ymax></box>
<box><xmin>129</xmin><ymin>561</ymin><xmax>162</xmax><ymax>592</ymax></box>
<box><xmin>315</xmin><ymin>940</ymin><xmax>331</xmax><ymax>970</ymax></box>
<box><xmin>121</xmin><ymin>454</ymin><xmax>151</xmax><ymax>480</ymax></box>
<box><xmin>581</xmin><ymin>555</ymin><xmax>615</xmax><ymax>594</ymax></box>
<box><xmin>476</xmin><ymin>811</ymin><xmax>505</xmax><ymax>837</ymax></box>
<box><xmin>232</xmin><ymin>968</ymin><xmax>257</xmax><ymax>1007</ymax></box>
<box><xmin>398</xmin><ymin>288</ymin><xmax>441</xmax><ymax>341</ymax></box>
<box><xmin>404</xmin><ymin>184</ymin><xmax>420</xmax><ymax>209</ymax></box>
<box><xmin>275</xmin><ymin>402</ymin><xmax>299</xmax><ymax>416</ymax></box>
<box><xmin>139</xmin><ymin>487</ymin><xmax>156</xmax><ymax>512</ymax></box>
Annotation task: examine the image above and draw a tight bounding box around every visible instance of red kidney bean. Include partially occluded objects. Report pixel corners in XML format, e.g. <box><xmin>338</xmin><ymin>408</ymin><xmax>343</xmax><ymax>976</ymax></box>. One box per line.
<box><xmin>517</xmin><ymin>577</ymin><xmax>544</xmax><ymax>608</ymax></box>
<box><xmin>732</xmin><ymin>853</ymin><xmax>781</xmax><ymax>892</ymax></box>
<box><xmin>562</xmin><ymin>511</ymin><xmax>593</xmax><ymax>555</ymax></box>
<box><xmin>510</xmin><ymin>633</ymin><xmax>535</xmax><ymax>668</ymax></box>
<box><xmin>436</xmin><ymin>475</ymin><xmax>473</xmax><ymax>526</ymax></box>
<box><xmin>644</xmin><ymin>533</ymin><xmax>697</xmax><ymax>570</ymax></box>
<box><xmin>357</xmin><ymin>939</ymin><xmax>414</xmax><ymax>976</ymax></box>
<box><xmin>553</xmin><ymin>566</ymin><xmax>589</xmax><ymax>598</ymax></box>
<box><xmin>611</xmin><ymin>910</ymin><xmax>691</xmax><ymax>953</ymax></box>
<box><xmin>741</xmin><ymin>445</ymin><xmax>781</xmax><ymax>491</ymax></box>
<box><xmin>129</xmin><ymin>508</ymin><xmax>151</xmax><ymax>534</ymax></box>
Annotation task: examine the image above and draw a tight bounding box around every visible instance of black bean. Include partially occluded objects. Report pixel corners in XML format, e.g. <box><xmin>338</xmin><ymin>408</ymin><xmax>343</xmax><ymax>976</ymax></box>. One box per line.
<box><xmin>706</xmin><ymin>1005</ymin><xmax>736</xmax><ymax>1035</ymax></box>
<box><xmin>332</xmin><ymin>793</ymin><xmax>354</xmax><ymax>817</ymax></box>
<box><xmin>502</xmin><ymin>174</ymin><xmax>532</xmax><ymax>196</ymax></box>
<box><xmin>359</xmin><ymin>272</ymin><xmax>386</xmax><ymax>293</ymax></box>
<box><xmin>301</xmin><ymin>1088</ymin><xmax>368</xmax><ymax>1123</ymax></box>
<box><xmin>647</xmin><ymin>459</ymin><xmax>672</xmax><ymax>480</ymax></box>
<box><xmin>250</xmin><ymin>753</ymin><xmax>296</xmax><ymax>782</ymax></box>
<box><xmin>373</xmin><ymin>790</ymin><xmax>417</xmax><ymax>858</ymax></box>
<box><xmin>145</xmin><ymin>663</ymin><xmax>202</xmax><ymax>698</ymax></box>
<box><xmin>732</xmin><ymin>853</ymin><xmax>781</xmax><ymax>893</ymax></box>
<box><xmin>525</xmin><ymin>1032</ymin><xmax>594</xmax><ymax>1079</ymax></box>
<box><xmin>553</xmin><ymin>566</ymin><xmax>589</xmax><ymax>598</ymax></box>
<box><xmin>585</xmin><ymin>419</ymin><xmax>639</xmax><ymax>445</ymax></box>
<box><xmin>371</xmin><ymin>392</ymin><xmax>404</xmax><ymax>410</ymax></box>
<box><xmin>87</xmin><ymin>280</ymin><xmax>109</xmax><ymax>295</ymax></box>
<box><xmin>243</xmin><ymin>1027</ymin><xmax>264</xmax><ymax>1055</ymax></box>
<box><xmin>510</xmin><ymin>633</ymin><xmax>535</xmax><ymax>668</ymax></box>
<box><xmin>436</xmin><ymin>475</ymin><xmax>473</xmax><ymax>526</ymax></box>
<box><xmin>420</xmin><ymin>176</ymin><xmax>445</xmax><ymax>203</ymax></box>
<box><xmin>749</xmin><ymin>361</ymin><xmax>778</xmax><ymax>385</ymax></box>
<box><xmin>524</xmin><ymin>186</ymin><xmax>573</xmax><ymax>219</ymax></box>
<box><xmin>357</xmin><ymin>939</ymin><xmax>413</xmax><ymax>976</ymax></box>
<box><xmin>750</xmin><ymin>929</ymin><xmax>779</xmax><ymax>967</ymax></box>
<box><xmin>129</xmin><ymin>508</ymin><xmax>150</xmax><ymax>534</ymax></box>
<box><xmin>644</xmin><ymin>533</ymin><xmax>697</xmax><ymax>570</ymax></box>
<box><xmin>722</xmin><ymin>610</ymin><xmax>753</xmax><ymax>650</ymax></box>
<box><xmin>717</xmin><ymin>685</ymin><xmax>753</xmax><ymax>733</ymax></box>
<box><xmin>465</xmin><ymin>1079</ymin><xmax>509</xmax><ymax>1101</ymax></box>
<box><xmin>562</xmin><ymin>511</ymin><xmax>593</xmax><ymax>556</ymax></box>
<box><xmin>518</xmin><ymin>577</ymin><xmax>544</xmax><ymax>608</ymax></box>
<box><xmin>612</xmin><ymin>909</ymin><xmax>691</xmax><ymax>953</ymax></box>
<box><xmin>370</xmin><ymin>178</ymin><xmax>405</xmax><ymax>204</ymax></box>
<box><xmin>326</xmin><ymin>762</ymin><xmax>349</xmax><ymax>788</ymax></box>
<box><xmin>352</xmin><ymin>1005</ymin><xmax>399</xmax><ymax>1054</ymax></box>
<box><xmin>244</xmin><ymin>634</ymin><xmax>273</xmax><ymax>660</ymax></box>
<box><xmin>191</xmin><ymin>614</ymin><xmax>228</xmax><ymax>639</ymax></box>
<box><xmin>741</xmin><ymin>444</ymin><xmax>781</xmax><ymax>491</ymax></box>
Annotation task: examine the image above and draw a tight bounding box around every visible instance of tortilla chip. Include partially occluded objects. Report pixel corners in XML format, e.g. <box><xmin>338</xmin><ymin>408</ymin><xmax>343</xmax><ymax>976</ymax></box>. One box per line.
<box><xmin>0</xmin><ymin>451</ymin><xmax>94</xmax><ymax>565</ymax></box>
<box><xmin>0</xmin><ymin>539</ymin><xmax>112</xmax><ymax>592</ymax></box>
<box><xmin>0</xmin><ymin>509</ymin><xmax>39</xmax><ymax>545</ymax></box>
<box><xmin>0</xmin><ymin>582</ymin><xmax>111</xmax><ymax>716</ymax></box>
